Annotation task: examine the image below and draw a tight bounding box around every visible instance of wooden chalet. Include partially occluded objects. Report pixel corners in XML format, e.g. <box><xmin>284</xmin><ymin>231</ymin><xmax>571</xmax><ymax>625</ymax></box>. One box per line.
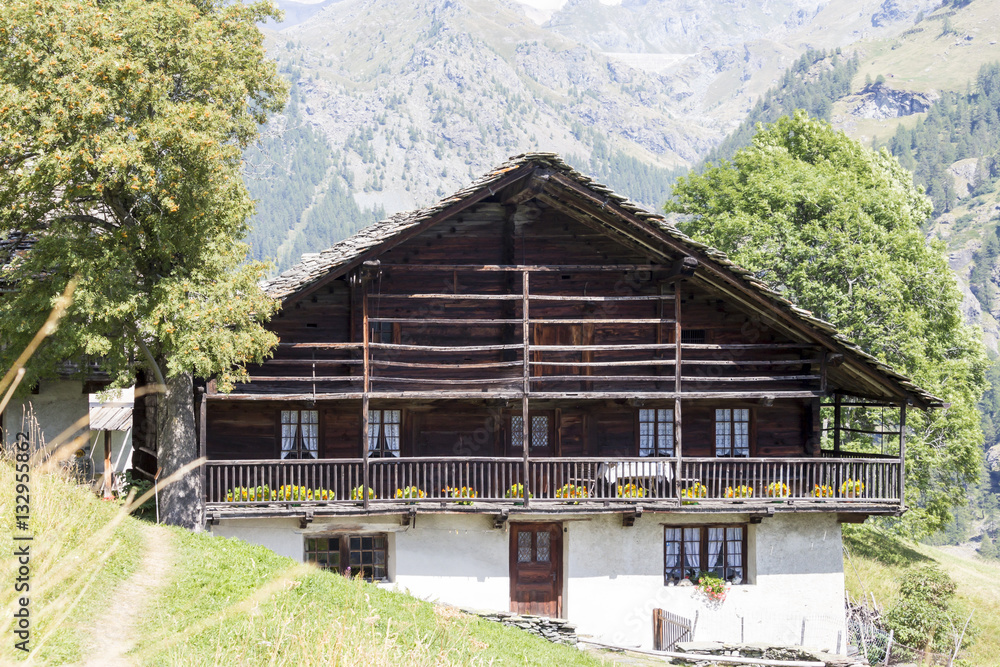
<box><xmin>198</xmin><ymin>152</ymin><xmax>937</xmax><ymax>526</ymax></box>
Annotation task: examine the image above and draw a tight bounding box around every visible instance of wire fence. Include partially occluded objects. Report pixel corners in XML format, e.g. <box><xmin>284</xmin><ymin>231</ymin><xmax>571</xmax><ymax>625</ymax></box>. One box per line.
<box><xmin>846</xmin><ymin>590</ymin><xmax>967</xmax><ymax>665</ymax></box>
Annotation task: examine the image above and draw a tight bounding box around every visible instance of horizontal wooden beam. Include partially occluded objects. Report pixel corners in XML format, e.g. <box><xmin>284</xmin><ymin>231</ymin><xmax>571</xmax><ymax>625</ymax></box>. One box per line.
<box><xmin>371</xmin><ymin>263</ymin><xmax>671</xmax><ymax>273</ymax></box>
<box><xmin>209</xmin><ymin>390</ymin><xmax>828</xmax><ymax>401</ymax></box>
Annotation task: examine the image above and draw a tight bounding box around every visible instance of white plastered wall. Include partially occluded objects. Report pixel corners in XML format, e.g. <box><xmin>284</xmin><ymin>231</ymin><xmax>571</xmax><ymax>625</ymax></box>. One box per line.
<box><xmin>210</xmin><ymin>511</ymin><xmax>846</xmax><ymax>653</ymax></box>
<box><xmin>1</xmin><ymin>380</ymin><xmax>89</xmax><ymax>450</ymax></box>
<box><xmin>565</xmin><ymin>512</ymin><xmax>846</xmax><ymax>651</ymax></box>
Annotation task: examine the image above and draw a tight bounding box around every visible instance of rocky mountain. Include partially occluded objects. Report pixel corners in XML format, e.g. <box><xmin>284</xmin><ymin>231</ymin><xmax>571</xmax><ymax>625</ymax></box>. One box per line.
<box><xmin>247</xmin><ymin>0</ymin><xmax>942</xmax><ymax>271</ymax></box>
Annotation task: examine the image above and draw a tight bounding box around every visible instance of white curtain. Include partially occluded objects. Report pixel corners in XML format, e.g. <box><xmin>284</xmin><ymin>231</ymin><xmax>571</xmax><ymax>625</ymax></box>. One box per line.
<box><xmin>384</xmin><ymin>410</ymin><xmax>400</xmax><ymax>455</ymax></box>
<box><xmin>368</xmin><ymin>410</ymin><xmax>382</xmax><ymax>453</ymax></box>
<box><xmin>726</xmin><ymin>526</ymin><xmax>743</xmax><ymax>582</ymax></box>
<box><xmin>707</xmin><ymin>527</ymin><xmax>724</xmax><ymax>576</ymax></box>
<box><xmin>664</xmin><ymin>528</ymin><xmax>681</xmax><ymax>580</ymax></box>
<box><xmin>302</xmin><ymin>410</ymin><xmax>318</xmax><ymax>457</ymax></box>
<box><xmin>683</xmin><ymin>527</ymin><xmax>700</xmax><ymax>578</ymax></box>
<box><xmin>280</xmin><ymin>410</ymin><xmax>296</xmax><ymax>458</ymax></box>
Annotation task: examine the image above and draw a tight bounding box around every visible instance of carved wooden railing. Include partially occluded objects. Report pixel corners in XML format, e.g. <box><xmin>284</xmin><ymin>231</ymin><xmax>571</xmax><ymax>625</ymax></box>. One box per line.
<box><xmin>205</xmin><ymin>456</ymin><xmax>902</xmax><ymax>508</ymax></box>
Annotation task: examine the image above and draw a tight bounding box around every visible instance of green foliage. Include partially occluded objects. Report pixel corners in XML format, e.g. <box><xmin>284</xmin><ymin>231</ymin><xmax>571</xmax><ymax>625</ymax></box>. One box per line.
<box><xmin>668</xmin><ymin>112</ymin><xmax>988</xmax><ymax>534</ymax></box>
<box><xmin>0</xmin><ymin>0</ymin><xmax>287</xmax><ymax>391</ymax></box>
<box><xmin>978</xmin><ymin>532</ymin><xmax>998</xmax><ymax>559</ymax></box>
<box><xmin>703</xmin><ymin>49</ymin><xmax>860</xmax><ymax>165</ymax></box>
<box><xmin>883</xmin><ymin>62</ymin><xmax>1000</xmax><ymax>216</ymax></box>
<box><xmin>883</xmin><ymin>565</ymin><xmax>963</xmax><ymax>652</ymax></box>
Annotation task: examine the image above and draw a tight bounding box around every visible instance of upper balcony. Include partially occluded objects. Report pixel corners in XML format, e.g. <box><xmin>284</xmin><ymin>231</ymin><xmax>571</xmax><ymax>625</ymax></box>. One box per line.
<box><xmin>217</xmin><ymin>263</ymin><xmax>828</xmax><ymax>401</ymax></box>
<box><xmin>203</xmin><ymin>453</ymin><xmax>902</xmax><ymax>520</ymax></box>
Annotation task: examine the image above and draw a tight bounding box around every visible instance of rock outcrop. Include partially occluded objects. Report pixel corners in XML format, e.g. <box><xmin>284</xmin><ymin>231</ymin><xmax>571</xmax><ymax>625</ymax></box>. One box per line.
<box><xmin>844</xmin><ymin>81</ymin><xmax>937</xmax><ymax>120</ymax></box>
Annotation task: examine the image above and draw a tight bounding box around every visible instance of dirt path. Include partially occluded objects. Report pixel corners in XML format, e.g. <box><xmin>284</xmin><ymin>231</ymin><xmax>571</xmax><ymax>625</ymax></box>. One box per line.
<box><xmin>80</xmin><ymin>524</ymin><xmax>174</xmax><ymax>666</ymax></box>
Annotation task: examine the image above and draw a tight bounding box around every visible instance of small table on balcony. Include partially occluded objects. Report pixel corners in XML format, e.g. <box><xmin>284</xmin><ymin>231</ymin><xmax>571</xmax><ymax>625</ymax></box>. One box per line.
<box><xmin>597</xmin><ymin>460</ymin><xmax>674</xmax><ymax>496</ymax></box>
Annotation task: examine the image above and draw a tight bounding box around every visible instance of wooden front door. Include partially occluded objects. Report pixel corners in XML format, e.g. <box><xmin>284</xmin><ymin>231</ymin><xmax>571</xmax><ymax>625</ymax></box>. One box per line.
<box><xmin>510</xmin><ymin>522</ymin><xmax>563</xmax><ymax>617</ymax></box>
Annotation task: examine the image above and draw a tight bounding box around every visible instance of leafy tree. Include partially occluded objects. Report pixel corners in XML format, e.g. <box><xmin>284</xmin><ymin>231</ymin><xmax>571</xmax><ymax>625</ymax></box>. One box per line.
<box><xmin>0</xmin><ymin>0</ymin><xmax>287</xmax><ymax>527</ymax></box>
<box><xmin>667</xmin><ymin>112</ymin><xmax>988</xmax><ymax>534</ymax></box>
<box><xmin>883</xmin><ymin>565</ymin><xmax>968</xmax><ymax>653</ymax></box>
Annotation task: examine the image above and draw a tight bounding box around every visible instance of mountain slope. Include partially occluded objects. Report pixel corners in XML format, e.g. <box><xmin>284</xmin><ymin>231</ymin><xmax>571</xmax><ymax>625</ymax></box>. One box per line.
<box><xmin>247</xmin><ymin>0</ymin><xmax>935</xmax><ymax>271</ymax></box>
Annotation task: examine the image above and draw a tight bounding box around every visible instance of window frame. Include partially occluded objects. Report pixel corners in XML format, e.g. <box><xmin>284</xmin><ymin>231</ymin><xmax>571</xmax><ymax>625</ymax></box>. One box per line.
<box><xmin>713</xmin><ymin>407</ymin><xmax>753</xmax><ymax>457</ymax></box>
<box><xmin>368</xmin><ymin>408</ymin><xmax>402</xmax><ymax>458</ymax></box>
<box><xmin>279</xmin><ymin>409</ymin><xmax>320</xmax><ymax>460</ymax></box>
<box><xmin>305</xmin><ymin>533</ymin><xmax>389</xmax><ymax>582</ymax></box>
<box><xmin>663</xmin><ymin>524</ymin><xmax>748</xmax><ymax>586</ymax></box>
<box><xmin>636</xmin><ymin>407</ymin><xmax>675</xmax><ymax>457</ymax></box>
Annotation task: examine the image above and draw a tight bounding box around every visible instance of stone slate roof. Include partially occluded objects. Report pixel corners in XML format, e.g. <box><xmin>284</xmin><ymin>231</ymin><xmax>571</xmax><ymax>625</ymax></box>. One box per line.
<box><xmin>263</xmin><ymin>152</ymin><xmax>941</xmax><ymax>408</ymax></box>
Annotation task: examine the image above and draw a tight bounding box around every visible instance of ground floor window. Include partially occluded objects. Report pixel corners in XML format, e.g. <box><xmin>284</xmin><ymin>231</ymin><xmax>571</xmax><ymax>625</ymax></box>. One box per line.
<box><xmin>664</xmin><ymin>524</ymin><xmax>746</xmax><ymax>585</ymax></box>
<box><xmin>306</xmin><ymin>534</ymin><xmax>388</xmax><ymax>581</ymax></box>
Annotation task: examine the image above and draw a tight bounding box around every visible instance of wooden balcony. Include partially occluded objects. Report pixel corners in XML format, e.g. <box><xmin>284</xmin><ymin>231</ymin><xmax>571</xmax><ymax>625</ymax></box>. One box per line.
<box><xmin>204</xmin><ymin>455</ymin><xmax>902</xmax><ymax>517</ymax></box>
<box><xmin>220</xmin><ymin>264</ymin><xmax>827</xmax><ymax>400</ymax></box>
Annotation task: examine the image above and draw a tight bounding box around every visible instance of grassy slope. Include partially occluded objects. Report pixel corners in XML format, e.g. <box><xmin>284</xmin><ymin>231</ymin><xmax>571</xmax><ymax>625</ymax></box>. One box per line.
<box><xmin>135</xmin><ymin>528</ymin><xmax>605</xmax><ymax>666</ymax></box>
<box><xmin>0</xmin><ymin>462</ymin><xmax>608</xmax><ymax>665</ymax></box>
<box><xmin>843</xmin><ymin>525</ymin><xmax>1000</xmax><ymax>666</ymax></box>
<box><xmin>0</xmin><ymin>460</ymin><xmax>145</xmax><ymax>664</ymax></box>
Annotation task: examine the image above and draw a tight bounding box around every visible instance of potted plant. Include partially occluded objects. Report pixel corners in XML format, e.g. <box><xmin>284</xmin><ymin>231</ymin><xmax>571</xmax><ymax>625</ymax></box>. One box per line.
<box><xmin>555</xmin><ymin>483</ymin><xmax>588</xmax><ymax>503</ymax></box>
<box><xmin>765</xmin><ymin>482</ymin><xmax>789</xmax><ymax>499</ymax></box>
<box><xmin>840</xmin><ymin>479</ymin><xmax>865</xmax><ymax>497</ymax></box>
<box><xmin>681</xmin><ymin>482</ymin><xmax>707</xmax><ymax>504</ymax></box>
<box><xmin>813</xmin><ymin>484</ymin><xmax>835</xmax><ymax>498</ymax></box>
<box><xmin>504</xmin><ymin>483</ymin><xmax>531</xmax><ymax>504</ymax></box>
<box><xmin>350</xmin><ymin>485</ymin><xmax>376</xmax><ymax>500</ymax></box>
<box><xmin>724</xmin><ymin>485</ymin><xmax>753</xmax><ymax>499</ymax></box>
<box><xmin>617</xmin><ymin>483</ymin><xmax>645</xmax><ymax>498</ymax></box>
<box><xmin>443</xmin><ymin>485</ymin><xmax>477</xmax><ymax>505</ymax></box>
<box><xmin>394</xmin><ymin>486</ymin><xmax>426</xmax><ymax>503</ymax></box>
<box><xmin>696</xmin><ymin>572</ymin><xmax>728</xmax><ymax>603</ymax></box>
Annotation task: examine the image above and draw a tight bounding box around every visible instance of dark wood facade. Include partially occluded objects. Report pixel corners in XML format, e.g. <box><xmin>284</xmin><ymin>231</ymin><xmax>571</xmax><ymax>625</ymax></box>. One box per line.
<box><xmin>202</xmin><ymin>155</ymin><xmax>934</xmax><ymax>518</ymax></box>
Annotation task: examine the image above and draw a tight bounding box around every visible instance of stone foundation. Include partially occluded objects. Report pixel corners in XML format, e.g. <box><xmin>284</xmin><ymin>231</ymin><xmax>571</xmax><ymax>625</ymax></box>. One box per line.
<box><xmin>465</xmin><ymin>608</ymin><xmax>579</xmax><ymax>645</ymax></box>
<box><xmin>673</xmin><ymin>641</ymin><xmax>867</xmax><ymax>667</ymax></box>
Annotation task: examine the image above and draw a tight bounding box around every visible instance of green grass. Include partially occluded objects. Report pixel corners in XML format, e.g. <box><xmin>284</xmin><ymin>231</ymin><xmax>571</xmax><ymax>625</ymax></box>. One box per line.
<box><xmin>1</xmin><ymin>461</ymin><xmax>608</xmax><ymax>665</ymax></box>
<box><xmin>0</xmin><ymin>460</ymin><xmax>145</xmax><ymax>664</ymax></box>
<box><xmin>136</xmin><ymin>528</ymin><xmax>605</xmax><ymax>666</ymax></box>
<box><xmin>843</xmin><ymin>524</ymin><xmax>1000</xmax><ymax>666</ymax></box>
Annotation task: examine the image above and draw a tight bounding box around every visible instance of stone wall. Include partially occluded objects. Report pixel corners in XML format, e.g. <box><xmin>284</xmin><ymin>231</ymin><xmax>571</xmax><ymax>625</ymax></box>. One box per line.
<box><xmin>466</xmin><ymin>609</ymin><xmax>578</xmax><ymax>646</ymax></box>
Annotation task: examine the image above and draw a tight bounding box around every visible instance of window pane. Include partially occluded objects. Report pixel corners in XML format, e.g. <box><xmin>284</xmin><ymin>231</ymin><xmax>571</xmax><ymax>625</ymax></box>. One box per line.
<box><xmin>726</xmin><ymin>527</ymin><xmax>744</xmax><ymax>583</ymax></box>
<box><xmin>536</xmin><ymin>531</ymin><xmax>550</xmax><ymax>562</ymax></box>
<box><xmin>683</xmin><ymin>527</ymin><xmax>701</xmax><ymax>579</ymax></box>
<box><xmin>367</xmin><ymin>410</ymin><xmax>381</xmax><ymax>453</ymax></box>
<box><xmin>715</xmin><ymin>409</ymin><xmax>731</xmax><ymax>456</ymax></box>
<box><xmin>281</xmin><ymin>410</ymin><xmax>297</xmax><ymax>458</ymax></box>
<box><xmin>665</xmin><ymin>528</ymin><xmax>683</xmax><ymax>582</ymax></box>
<box><xmin>517</xmin><ymin>531</ymin><xmax>532</xmax><ymax>563</ymax></box>
<box><xmin>531</xmin><ymin>415</ymin><xmax>548</xmax><ymax>449</ymax></box>
<box><xmin>707</xmin><ymin>527</ymin><xmax>726</xmax><ymax>577</ymax></box>
<box><xmin>511</xmin><ymin>416</ymin><xmax>524</xmax><ymax>449</ymax></box>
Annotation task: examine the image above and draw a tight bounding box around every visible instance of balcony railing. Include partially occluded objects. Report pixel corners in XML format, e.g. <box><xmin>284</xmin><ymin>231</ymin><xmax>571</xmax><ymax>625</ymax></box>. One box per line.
<box><xmin>205</xmin><ymin>456</ymin><xmax>901</xmax><ymax>510</ymax></box>
<box><xmin>227</xmin><ymin>264</ymin><xmax>825</xmax><ymax>398</ymax></box>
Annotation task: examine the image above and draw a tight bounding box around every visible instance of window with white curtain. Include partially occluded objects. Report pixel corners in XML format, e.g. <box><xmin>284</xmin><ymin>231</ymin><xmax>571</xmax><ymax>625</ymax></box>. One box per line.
<box><xmin>638</xmin><ymin>408</ymin><xmax>674</xmax><ymax>456</ymax></box>
<box><xmin>664</xmin><ymin>525</ymin><xmax>747</xmax><ymax>584</ymax></box>
<box><xmin>715</xmin><ymin>408</ymin><xmax>750</xmax><ymax>457</ymax></box>
<box><xmin>280</xmin><ymin>410</ymin><xmax>319</xmax><ymax>459</ymax></box>
<box><xmin>368</xmin><ymin>409</ymin><xmax>401</xmax><ymax>458</ymax></box>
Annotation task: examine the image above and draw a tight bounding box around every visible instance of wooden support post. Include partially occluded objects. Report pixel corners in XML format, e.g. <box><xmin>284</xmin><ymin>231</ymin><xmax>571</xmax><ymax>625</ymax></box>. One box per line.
<box><xmin>899</xmin><ymin>402</ymin><xmax>907</xmax><ymax>504</ymax></box>
<box><xmin>362</xmin><ymin>275</ymin><xmax>371</xmax><ymax>510</ymax></box>
<box><xmin>362</xmin><ymin>395</ymin><xmax>370</xmax><ymax>510</ymax></box>
<box><xmin>522</xmin><ymin>269</ymin><xmax>530</xmax><ymax>508</ymax></box>
<box><xmin>197</xmin><ymin>386</ymin><xmax>207</xmax><ymax>522</ymax></box>
<box><xmin>833</xmin><ymin>393</ymin><xmax>841</xmax><ymax>454</ymax></box>
<box><xmin>674</xmin><ymin>281</ymin><xmax>683</xmax><ymax>498</ymax></box>
<box><xmin>102</xmin><ymin>430</ymin><xmax>113</xmax><ymax>500</ymax></box>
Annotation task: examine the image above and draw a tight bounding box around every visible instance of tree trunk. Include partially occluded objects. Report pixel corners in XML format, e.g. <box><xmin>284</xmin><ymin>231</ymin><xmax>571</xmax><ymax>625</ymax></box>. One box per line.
<box><xmin>157</xmin><ymin>371</ymin><xmax>203</xmax><ymax>529</ymax></box>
